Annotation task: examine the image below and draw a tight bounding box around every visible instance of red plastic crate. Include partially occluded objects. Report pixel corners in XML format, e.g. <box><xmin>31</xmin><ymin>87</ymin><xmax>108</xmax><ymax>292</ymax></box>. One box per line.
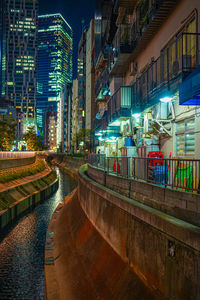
<box><xmin>148</xmin><ymin>151</ymin><xmax>164</xmax><ymax>166</ymax></box>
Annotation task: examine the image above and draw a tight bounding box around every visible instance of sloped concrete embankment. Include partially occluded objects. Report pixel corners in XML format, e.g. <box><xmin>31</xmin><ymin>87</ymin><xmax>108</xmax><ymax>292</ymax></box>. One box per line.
<box><xmin>78</xmin><ymin>165</ymin><xmax>200</xmax><ymax>300</ymax></box>
<box><xmin>0</xmin><ymin>155</ymin><xmax>36</xmax><ymax>170</ymax></box>
<box><xmin>0</xmin><ymin>169</ymin><xmax>58</xmax><ymax>231</ymax></box>
<box><xmin>45</xmin><ymin>162</ymin><xmax>200</xmax><ymax>299</ymax></box>
<box><xmin>45</xmin><ymin>189</ymin><xmax>159</xmax><ymax>300</ymax></box>
<box><xmin>49</xmin><ymin>154</ymin><xmax>87</xmax><ymax>180</ymax></box>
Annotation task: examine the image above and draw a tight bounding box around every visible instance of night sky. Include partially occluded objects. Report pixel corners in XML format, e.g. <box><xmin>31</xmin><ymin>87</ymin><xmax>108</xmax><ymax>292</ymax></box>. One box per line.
<box><xmin>39</xmin><ymin>0</ymin><xmax>95</xmax><ymax>79</ymax></box>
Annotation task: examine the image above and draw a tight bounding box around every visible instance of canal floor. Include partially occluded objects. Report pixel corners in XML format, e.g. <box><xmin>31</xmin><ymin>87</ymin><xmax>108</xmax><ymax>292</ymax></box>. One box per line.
<box><xmin>0</xmin><ymin>168</ymin><xmax>76</xmax><ymax>300</ymax></box>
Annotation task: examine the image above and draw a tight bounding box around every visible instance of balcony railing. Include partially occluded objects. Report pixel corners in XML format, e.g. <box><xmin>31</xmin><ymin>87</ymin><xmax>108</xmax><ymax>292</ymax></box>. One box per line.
<box><xmin>95</xmin><ymin>49</ymin><xmax>109</xmax><ymax>71</ymax></box>
<box><xmin>93</xmin><ymin>118</ymin><xmax>102</xmax><ymax>132</ymax></box>
<box><xmin>130</xmin><ymin>0</ymin><xmax>179</xmax><ymax>59</ymax></box>
<box><xmin>132</xmin><ymin>33</ymin><xmax>200</xmax><ymax>111</ymax></box>
<box><xmin>107</xmin><ymin>86</ymin><xmax>133</xmax><ymax>124</ymax></box>
<box><xmin>109</xmin><ymin>0</ymin><xmax>179</xmax><ymax>75</ymax></box>
<box><xmin>95</xmin><ymin>67</ymin><xmax>110</xmax><ymax>100</ymax></box>
<box><xmin>109</xmin><ymin>24</ymin><xmax>134</xmax><ymax>75</ymax></box>
<box><xmin>114</xmin><ymin>0</ymin><xmax>138</xmax><ymax>12</ymax></box>
<box><xmin>89</xmin><ymin>154</ymin><xmax>200</xmax><ymax>194</ymax></box>
<box><xmin>94</xmin><ymin>110</ymin><xmax>108</xmax><ymax>132</ymax></box>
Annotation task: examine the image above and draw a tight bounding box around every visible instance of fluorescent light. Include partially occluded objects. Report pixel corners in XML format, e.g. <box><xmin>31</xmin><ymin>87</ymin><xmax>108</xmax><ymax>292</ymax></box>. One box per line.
<box><xmin>106</xmin><ymin>139</ymin><xmax>117</xmax><ymax>143</ymax></box>
<box><xmin>132</xmin><ymin>113</ymin><xmax>141</xmax><ymax>118</ymax></box>
<box><xmin>110</xmin><ymin>136</ymin><xmax>116</xmax><ymax>140</ymax></box>
<box><xmin>109</xmin><ymin>120</ymin><xmax>120</xmax><ymax>126</ymax></box>
<box><xmin>95</xmin><ymin>132</ymin><xmax>102</xmax><ymax>136</ymax></box>
<box><xmin>160</xmin><ymin>97</ymin><xmax>173</xmax><ymax>103</ymax></box>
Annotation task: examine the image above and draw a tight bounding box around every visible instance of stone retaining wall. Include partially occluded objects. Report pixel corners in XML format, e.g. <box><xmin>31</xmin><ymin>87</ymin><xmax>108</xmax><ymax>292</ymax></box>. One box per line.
<box><xmin>80</xmin><ymin>165</ymin><xmax>200</xmax><ymax>300</ymax></box>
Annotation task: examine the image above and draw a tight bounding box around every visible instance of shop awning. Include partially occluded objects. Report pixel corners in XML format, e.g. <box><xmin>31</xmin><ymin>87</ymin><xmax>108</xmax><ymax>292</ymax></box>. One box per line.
<box><xmin>179</xmin><ymin>65</ymin><xmax>200</xmax><ymax>105</ymax></box>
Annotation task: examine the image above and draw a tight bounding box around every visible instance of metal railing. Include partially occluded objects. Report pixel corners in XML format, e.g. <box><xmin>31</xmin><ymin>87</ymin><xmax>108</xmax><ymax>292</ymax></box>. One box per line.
<box><xmin>107</xmin><ymin>86</ymin><xmax>133</xmax><ymax>123</ymax></box>
<box><xmin>95</xmin><ymin>67</ymin><xmax>110</xmax><ymax>99</ymax></box>
<box><xmin>132</xmin><ymin>32</ymin><xmax>200</xmax><ymax>111</ymax></box>
<box><xmin>0</xmin><ymin>151</ymin><xmax>36</xmax><ymax>159</ymax></box>
<box><xmin>88</xmin><ymin>154</ymin><xmax>200</xmax><ymax>193</ymax></box>
<box><xmin>109</xmin><ymin>24</ymin><xmax>134</xmax><ymax>71</ymax></box>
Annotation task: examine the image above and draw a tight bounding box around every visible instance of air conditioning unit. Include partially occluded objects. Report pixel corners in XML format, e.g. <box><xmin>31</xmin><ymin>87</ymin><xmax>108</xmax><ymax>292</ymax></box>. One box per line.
<box><xmin>130</xmin><ymin>61</ymin><xmax>138</xmax><ymax>76</ymax></box>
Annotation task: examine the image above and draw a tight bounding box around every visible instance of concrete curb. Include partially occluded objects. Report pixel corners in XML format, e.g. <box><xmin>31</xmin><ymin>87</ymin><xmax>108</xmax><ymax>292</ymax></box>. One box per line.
<box><xmin>44</xmin><ymin>190</ymin><xmax>77</xmax><ymax>300</ymax></box>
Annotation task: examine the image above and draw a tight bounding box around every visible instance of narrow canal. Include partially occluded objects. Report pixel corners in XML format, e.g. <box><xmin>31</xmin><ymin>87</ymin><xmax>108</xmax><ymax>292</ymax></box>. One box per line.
<box><xmin>0</xmin><ymin>168</ymin><xmax>76</xmax><ymax>300</ymax></box>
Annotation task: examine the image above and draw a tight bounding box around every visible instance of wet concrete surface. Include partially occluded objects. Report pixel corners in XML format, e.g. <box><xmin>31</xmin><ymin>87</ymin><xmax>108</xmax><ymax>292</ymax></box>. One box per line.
<box><xmin>45</xmin><ymin>190</ymin><xmax>160</xmax><ymax>300</ymax></box>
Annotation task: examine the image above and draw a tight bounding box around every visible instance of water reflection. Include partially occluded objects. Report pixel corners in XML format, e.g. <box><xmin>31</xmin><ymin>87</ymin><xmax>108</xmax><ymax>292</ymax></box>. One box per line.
<box><xmin>0</xmin><ymin>167</ymin><xmax>76</xmax><ymax>300</ymax></box>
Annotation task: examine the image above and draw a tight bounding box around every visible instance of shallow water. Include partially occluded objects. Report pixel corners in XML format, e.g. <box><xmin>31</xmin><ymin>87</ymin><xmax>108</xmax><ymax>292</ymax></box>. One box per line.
<box><xmin>0</xmin><ymin>168</ymin><xmax>76</xmax><ymax>300</ymax></box>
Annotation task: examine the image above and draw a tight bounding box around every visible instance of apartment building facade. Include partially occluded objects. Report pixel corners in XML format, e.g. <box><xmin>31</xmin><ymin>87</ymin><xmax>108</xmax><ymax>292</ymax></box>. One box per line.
<box><xmin>76</xmin><ymin>21</ymin><xmax>95</xmax><ymax>152</ymax></box>
<box><xmin>94</xmin><ymin>0</ymin><xmax>200</xmax><ymax>159</ymax></box>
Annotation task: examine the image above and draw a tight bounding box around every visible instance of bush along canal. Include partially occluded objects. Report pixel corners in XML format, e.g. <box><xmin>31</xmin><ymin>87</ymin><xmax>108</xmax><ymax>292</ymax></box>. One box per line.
<box><xmin>0</xmin><ymin>167</ymin><xmax>76</xmax><ymax>300</ymax></box>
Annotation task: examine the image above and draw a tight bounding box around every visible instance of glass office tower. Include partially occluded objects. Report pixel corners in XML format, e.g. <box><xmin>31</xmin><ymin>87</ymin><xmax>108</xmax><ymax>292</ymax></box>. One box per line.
<box><xmin>0</xmin><ymin>0</ymin><xmax>38</xmax><ymax>129</ymax></box>
<box><xmin>37</xmin><ymin>14</ymin><xmax>73</xmax><ymax>142</ymax></box>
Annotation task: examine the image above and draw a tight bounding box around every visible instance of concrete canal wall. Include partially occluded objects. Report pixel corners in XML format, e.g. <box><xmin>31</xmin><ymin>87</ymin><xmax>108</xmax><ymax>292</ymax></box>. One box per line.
<box><xmin>87</xmin><ymin>164</ymin><xmax>200</xmax><ymax>227</ymax></box>
<box><xmin>45</xmin><ymin>190</ymin><xmax>159</xmax><ymax>300</ymax></box>
<box><xmin>78</xmin><ymin>165</ymin><xmax>200</xmax><ymax>300</ymax></box>
<box><xmin>0</xmin><ymin>151</ymin><xmax>36</xmax><ymax>170</ymax></box>
<box><xmin>0</xmin><ymin>155</ymin><xmax>36</xmax><ymax>170</ymax></box>
<box><xmin>0</xmin><ymin>170</ymin><xmax>58</xmax><ymax>231</ymax></box>
<box><xmin>49</xmin><ymin>154</ymin><xmax>87</xmax><ymax>180</ymax></box>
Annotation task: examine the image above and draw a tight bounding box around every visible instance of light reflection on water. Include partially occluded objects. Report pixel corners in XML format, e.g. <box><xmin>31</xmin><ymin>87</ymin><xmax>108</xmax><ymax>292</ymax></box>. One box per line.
<box><xmin>0</xmin><ymin>167</ymin><xmax>76</xmax><ymax>300</ymax></box>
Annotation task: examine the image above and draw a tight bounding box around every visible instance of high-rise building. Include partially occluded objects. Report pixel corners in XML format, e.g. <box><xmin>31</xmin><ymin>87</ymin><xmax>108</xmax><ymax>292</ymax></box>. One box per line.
<box><xmin>44</xmin><ymin>110</ymin><xmax>57</xmax><ymax>150</ymax></box>
<box><xmin>60</xmin><ymin>83</ymin><xmax>73</xmax><ymax>152</ymax></box>
<box><xmin>37</xmin><ymin>14</ymin><xmax>73</xmax><ymax>144</ymax></box>
<box><xmin>86</xmin><ymin>20</ymin><xmax>95</xmax><ymax>131</ymax></box>
<box><xmin>0</xmin><ymin>0</ymin><xmax>38</xmax><ymax>134</ymax></box>
<box><xmin>72</xmin><ymin>79</ymin><xmax>79</xmax><ymax>152</ymax></box>
<box><xmin>77</xmin><ymin>30</ymin><xmax>87</xmax><ymax>131</ymax></box>
<box><xmin>76</xmin><ymin>21</ymin><xmax>95</xmax><ymax>152</ymax></box>
<box><xmin>0</xmin><ymin>0</ymin><xmax>6</xmax><ymax>98</ymax></box>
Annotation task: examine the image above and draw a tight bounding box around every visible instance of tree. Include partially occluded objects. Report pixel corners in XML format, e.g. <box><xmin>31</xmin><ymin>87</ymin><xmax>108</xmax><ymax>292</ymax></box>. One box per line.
<box><xmin>24</xmin><ymin>126</ymin><xmax>44</xmax><ymax>151</ymax></box>
<box><xmin>0</xmin><ymin>118</ymin><xmax>16</xmax><ymax>151</ymax></box>
<box><xmin>72</xmin><ymin>128</ymin><xmax>93</xmax><ymax>152</ymax></box>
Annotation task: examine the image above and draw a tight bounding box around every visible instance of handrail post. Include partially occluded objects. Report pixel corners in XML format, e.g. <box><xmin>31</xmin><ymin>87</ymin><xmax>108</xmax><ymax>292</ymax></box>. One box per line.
<box><xmin>165</xmin><ymin>159</ymin><xmax>167</xmax><ymax>186</ymax></box>
<box><xmin>134</xmin><ymin>157</ymin><xmax>136</xmax><ymax>179</ymax></box>
<box><xmin>147</xmin><ymin>157</ymin><xmax>149</xmax><ymax>181</ymax></box>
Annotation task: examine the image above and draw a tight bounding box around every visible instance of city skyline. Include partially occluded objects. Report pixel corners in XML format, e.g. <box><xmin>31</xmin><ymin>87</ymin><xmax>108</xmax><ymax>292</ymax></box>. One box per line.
<box><xmin>0</xmin><ymin>0</ymin><xmax>38</xmax><ymax>135</ymax></box>
<box><xmin>38</xmin><ymin>0</ymin><xmax>94</xmax><ymax>79</ymax></box>
<box><xmin>37</xmin><ymin>13</ymin><xmax>73</xmax><ymax>142</ymax></box>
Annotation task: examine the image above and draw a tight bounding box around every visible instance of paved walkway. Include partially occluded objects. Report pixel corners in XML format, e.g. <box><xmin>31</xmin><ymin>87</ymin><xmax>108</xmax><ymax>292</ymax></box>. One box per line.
<box><xmin>0</xmin><ymin>159</ymin><xmax>51</xmax><ymax>193</ymax></box>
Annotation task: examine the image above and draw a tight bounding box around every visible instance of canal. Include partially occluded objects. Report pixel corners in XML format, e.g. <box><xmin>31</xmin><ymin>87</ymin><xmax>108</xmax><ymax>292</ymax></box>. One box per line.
<box><xmin>0</xmin><ymin>168</ymin><xmax>76</xmax><ymax>300</ymax></box>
